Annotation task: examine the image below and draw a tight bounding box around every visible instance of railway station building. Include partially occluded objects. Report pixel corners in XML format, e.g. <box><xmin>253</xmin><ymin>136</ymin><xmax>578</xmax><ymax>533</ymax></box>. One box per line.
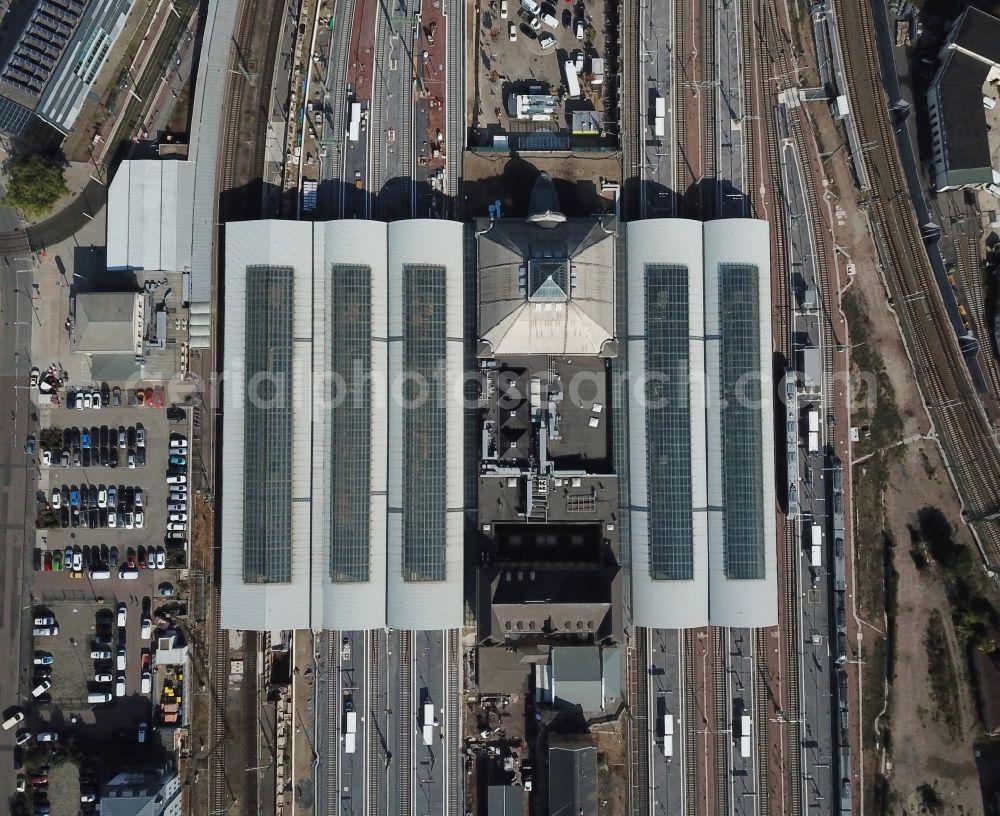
<box><xmin>625</xmin><ymin>219</ymin><xmax>778</xmax><ymax>629</ymax></box>
<box><xmin>220</xmin><ymin>219</ymin><xmax>466</xmax><ymax>632</ymax></box>
<box><xmin>220</xmin><ymin>199</ymin><xmax>777</xmax><ymax>633</ymax></box>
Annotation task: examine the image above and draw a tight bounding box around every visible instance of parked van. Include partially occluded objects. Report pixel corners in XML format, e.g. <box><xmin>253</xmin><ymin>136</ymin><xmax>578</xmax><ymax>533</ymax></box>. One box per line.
<box><xmin>31</xmin><ymin>680</ymin><xmax>51</xmax><ymax>698</ymax></box>
<box><xmin>120</xmin><ymin>569</ymin><xmax>140</xmax><ymax>580</ymax></box>
<box><xmin>520</xmin><ymin>0</ymin><xmax>540</xmax><ymax>13</ymax></box>
<box><xmin>89</xmin><ymin>569</ymin><xmax>110</xmax><ymax>580</ymax></box>
<box><xmin>87</xmin><ymin>692</ymin><xmax>112</xmax><ymax>704</ymax></box>
<box><xmin>540</xmin><ymin>11</ymin><xmax>557</xmax><ymax>28</ymax></box>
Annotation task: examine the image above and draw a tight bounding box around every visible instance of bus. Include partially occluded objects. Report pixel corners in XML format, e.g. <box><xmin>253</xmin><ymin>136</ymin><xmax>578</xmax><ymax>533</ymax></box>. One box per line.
<box><xmin>348</xmin><ymin>102</ymin><xmax>361</xmax><ymax>142</ymax></box>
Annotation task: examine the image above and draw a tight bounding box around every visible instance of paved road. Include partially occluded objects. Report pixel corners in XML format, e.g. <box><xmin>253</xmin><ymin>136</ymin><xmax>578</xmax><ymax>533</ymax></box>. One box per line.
<box><xmin>0</xmin><ymin>246</ymin><xmax>37</xmax><ymax>809</ymax></box>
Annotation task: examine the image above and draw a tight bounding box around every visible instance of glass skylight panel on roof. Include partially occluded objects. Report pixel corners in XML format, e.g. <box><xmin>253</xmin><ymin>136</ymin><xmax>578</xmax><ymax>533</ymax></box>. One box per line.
<box><xmin>645</xmin><ymin>264</ymin><xmax>694</xmax><ymax>580</ymax></box>
<box><xmin>719</xmin><ymin>263</ymin><xmax>765</xmax><ymax>580</ymax></box>
<box><xmin>402</xmin><ymin>265</ymin><xmax>448</xmax><ymax>582</ymax></box>
<box><xmin>242</xmin><ymin>265</ymin><xmax>294</xmax><ymax>584</ymax></box>
<box><xmin>329</xmin><ymin>264</ymin><xmax>372</xmax><ymax>582</ymax></box>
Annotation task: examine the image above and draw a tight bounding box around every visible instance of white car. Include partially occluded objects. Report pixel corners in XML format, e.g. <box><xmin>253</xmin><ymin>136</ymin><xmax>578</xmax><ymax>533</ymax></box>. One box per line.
<box><xmin>36</xmin><ymin>732</ymin><xmax>58</xmax><ymax>742</ymax></box>
<box><xmin>115</xmin><ymin>675</ymin><xmax>126</xmax><ymax>697</ymax></box>
<box><xmin>140</xmin><ymin>671</ymin><xmax>152</xmax><ymax>694</ymax></box>
<box><xmin>117</xmin><ymin>648</ymin><xmax>127</xmax><ymax>671</ymax></box>
<box><xmin>83</xmin><ymin>393</ymin><xmax>92</xmax><ymax>409</ymax></box>
<box><xmin>140</xmin><ymin>617</ymin><xmax>151</xmax><ymax>639</ymax></box>
<box><xmin>155</xmin><ymin>549</ymin><xmax>165</xmax><ymax>569</ymax></box>
<box><xmin>41</xmin><ymin>449</ymin><xmax>51</xmax><ymax>466</ymax></box>
<box><xmin>95</xmin><ymin>672</ymin><xmax>113</xmax><ymax>683</ymax></box>
<box><xmin>167</xmin><ymin>522</ymin><xmax>186</xmax><ymax>532</ymax></box>
<box><xmin>72</xmin><ymin>549</ymin><xmax>83</xmax><ymax>571</ymax></box>
<box><xmin>135</xmin><ymin>511</ymin><xmax>145</xmax><ymax>529</ymax></box>
<box><xmin>520</xmin><ymin>0</ymin><xmax>539</xmax><ymax>13</ymax></box>
<box><xmin>575</xmin><ymin>19</ymin><xmax>584</xmax><ymax>39</ymax></box>
<box><xmin>500</xmin><ymin>0</ymin><xmax>507</xmax><ymax>16</ymax></box>
<box><xmin>90</xmin><ymin>648</ymin><xmax>112</xmax><ymax>660</ymax></box>
<box><xmin>50</xmin><ymin>488</ymin><xmax>61</xmax><ymax>509</ymax></box>
<box><xmin>509</xmin><ymin>21</ymin><xmax>517</xmax><ymax>40</ymax></box>
<box><xmin>136</xmin><ymin>425</ymin><xmax>145</xmax><ymax>447</ymax></box>
<box><xmin>123</xmin><ymin>512</ymin><xmax>134</xmax><ymax>529</ymax></box>
<box><xmin>166</xmin><ymin>475</ymin><xmax>187</xmax><ymax>485</ymax></box>
<box><xmin>97</xmin><ymin>487</ymin><xmax>107</xmax><ymax>508</ymax></box>
<box><xmin>168</xmin><ymin>503</ymin><xmax>187</xmax><ymax>513</ymax></box>
<box><xmin>169</xmin><ymin>437</ymin><xmax>188</xmax><ymax>449</ymax></box>
<box><xmin>33</xmin><ymin>616</ymin><xmax>55</xmax><ymax>626</ymax></box>
<box><xmin>134</xmin><ymin>488</ymin><xmax>144</xmax><ymax>507</ymax></box>
<box><xmin>527</xmin><ymin>14</ymin><xmax>541</xmax><ymax>31</ymax></box>
<box><xmin>92</xmin><ymin>390</ymin><xmax>101</xmax><ymax>409</ymax></box>
<box><xmin>108</xmin><ymin>510</ymin><xmax>117</xmax><ymax>528</ymax></box>
<box><xmin>540</xmin><ymin>31</ymin><xmax>555</xmax><ymax>47</ymax></box>
<box><xmin>117</xmin><ymin>604</ymin><xmax>127</xmax><ymax>627</ymax></box>
<box><xmin>169</xmin><ymin>513</ymin><xmax>188</xmax><ymax>523</ymax></box>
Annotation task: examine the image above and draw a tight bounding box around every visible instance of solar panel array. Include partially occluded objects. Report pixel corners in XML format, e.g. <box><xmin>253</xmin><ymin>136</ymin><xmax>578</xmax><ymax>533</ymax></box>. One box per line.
<box><xmin>242</xmin><ymin>265</ymin><xmax>294</xmax><ymax>584</ymax></box>
<box><xmin>402</xmin><ymin>264</ymin><xmax>448</xmax><ymax>582</ymax></box>
<box><xmin>1</xmin><ymin>0</ymin><xmax>85</xmax><ymax>98</ymax></box>
<box><xmin>328</xmin><ymin>265</ymin><xmax>372</xmax><ymax>582</ymax></box>
<box><xmin>645</xmin><ymin>264</ymin><xmax>694</xmax><ymax>580</ymax></box>
<box><xmin>718</xmin><ymin>263</ymin><xmax>766</xmax><ymax>579</ymax></box>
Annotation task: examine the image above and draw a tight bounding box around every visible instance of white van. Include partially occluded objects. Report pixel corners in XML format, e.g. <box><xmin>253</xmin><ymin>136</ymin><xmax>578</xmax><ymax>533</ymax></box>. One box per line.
<box><xmin>87</xmin><ymin>692</ymin><xmax>112</xmax><ymax>704</ymax></box>
<box><xmin>120</xmin><ymin>569</ymin><xmax>140</xmax><ymax>580</ymax></box>
<box><xmin>540</xmin><ymin>12</ymin><xmax>557</xmax><ymax>28</ymax></box>
<box><xmin>31</xmin><ymin>680</ymin><xmax>51</xmax><ymax>698</ymax></box>
<box><xmin>115</xmin><ymin>676</ymin><xmax>126</xmax><ymax>697</ymax></box>
<box><xmin>520</xmin><ymin>0</ymin><xmax>539</xmax><ymax>13</ymax></box>
<box><xmin>89</xmin><ymin>569</ymin><xmax>111</xmax><ymax>580</ymax></box>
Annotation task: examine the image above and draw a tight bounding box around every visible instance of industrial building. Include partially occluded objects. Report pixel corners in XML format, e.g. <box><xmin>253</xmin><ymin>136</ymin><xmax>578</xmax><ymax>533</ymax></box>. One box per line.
<box><xmin>71</xmin><ymin>290</ymin><xmax>144</xmax><ymax>357</ymax></box>
<box><xmin>0</xmin><ymin>0</ymin><xmax>132</xmax><ymax>136</ymax></box>
<box><xmin>220</xmin><ymin>219</ymin><xmax>465</xmax><ymax>631</ymax></box>
<box><xmin>926</xmin><ymin>7</ymin><xmax>1000</xmax><ymax>190</ymax></box>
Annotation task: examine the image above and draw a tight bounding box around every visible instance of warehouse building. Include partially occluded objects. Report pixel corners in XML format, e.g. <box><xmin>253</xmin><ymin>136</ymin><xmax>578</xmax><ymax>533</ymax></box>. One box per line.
<box><xmin>926</xmin><ymin>7</ymin><xmax>1000</xmax><ymax>190</ymax></box>
<box><xmin>220</xmin><ymin>219</ymin><xmax>465</xmax><ymax>631</ymax></box>
<box><xmin>107</xmin><ymin>160</ymin><xmax>194</xmax><ymax>274</ymax></box>
<box><xmin>71</xmin><ymin>290</ymin><xmax>145</xmax><ymax>361</ymax></box>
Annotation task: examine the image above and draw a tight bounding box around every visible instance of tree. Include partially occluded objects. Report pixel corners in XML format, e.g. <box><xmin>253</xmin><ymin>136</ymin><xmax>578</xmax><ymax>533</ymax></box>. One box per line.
<box><xmin>2</xmin><ymin>153</ymin><xmax>68</xmax><ymax>218</ymax></box>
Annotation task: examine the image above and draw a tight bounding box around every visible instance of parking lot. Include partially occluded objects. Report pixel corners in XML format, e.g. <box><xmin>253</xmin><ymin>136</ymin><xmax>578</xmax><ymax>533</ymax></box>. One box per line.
<box><xmin>33</xmin><ymin>388</ymin><xmax>191</xmax><ymax>577</ymax></box>
<box><xmin>475</xmin><ymin>0</ymin><xmax>608</xmax><ymax>132</ymax></box>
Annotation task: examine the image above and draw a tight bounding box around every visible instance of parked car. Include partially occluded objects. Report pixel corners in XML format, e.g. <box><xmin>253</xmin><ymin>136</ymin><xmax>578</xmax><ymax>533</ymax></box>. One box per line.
<box><xmin>36</xmin><ymin>732</ymin><xmax>58</xmax><ymax>743</ymax></box>
<box><xmin>155</xmin><ymin>548</ymin><xmax>165</xmax><ymax>569</ymax></box>
<box><xmin>140</xmin><ymin>617</ymin><xmax>152</xmax><ymax>639</ymax></box>
<box><xmin>50</xmin><ymin>488</ymin><xmax>60</xmax><ymax>509</ymax></box>
<box><xmin>94</xmin><ymin>673</ymin><xmax>113</xmax><ymax>683</ymax></box>
<box><xmin>117</xmin><ymin>604</ymin><xmax>127</xmax><ymax>628</ymax></box>
<box><xmin>32</xmin><ymin>653</ymin><xmax>53</xmax><ymax>666</ymax></box>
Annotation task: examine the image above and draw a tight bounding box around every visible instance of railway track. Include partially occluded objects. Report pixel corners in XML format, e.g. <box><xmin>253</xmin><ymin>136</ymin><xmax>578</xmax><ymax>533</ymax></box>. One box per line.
<box><xmin>630</xmin><ymin>629</ymin><xmax>651</xmax><ymax>816</ymax></box>
<box><xmin>780</xmin><ymin>521</ymin><xmax>802</xmax><ymax>816</ymax></box>
<box><xmin>369</xmin><ymin>0</ymin><xmax>393</xmax><ymax>217</ymax></box>
<box><xmin>445</xmin><ymin>629</ymin><xmax>462</xmax><ymax>816</ymax></box>
<box><xmin>325</xmin><ymin>634</ymin><xmax>340</xmax><ymax>816</ymax></box>
<box><xmin>443</xmin><ymin>0</ymin><xmax>464</xmax><ymax>204</ymax></box>
<box><xmin>671</xmin><ymin>0</ymin><xmax>686</xmax><ymax>214</ymax></box>
<box><xmin>208</xmin><ymin>585</ymin><xmax>229</xmax><ymax>816</ymax></box>
<box><xmin>711</xmin><ymin>628</ymin><xmax>730</xmax><ymax>816</ymax></box>
<box><xmin>752</xmin><ymin>629</ymin><xmax>771</xmax><ymax>816</ymax></box>
<box><xmin>740</xmin><ymin>0</ymin><xmax>757</xmax><ymax>214</ymax></box>
<box><xmin>369</xmin><ymin>631</ymin><xmax>384</xmax><ymax>816</ymax></box>
<box><xmin>620</xmin><ymin>0</ymin><xmax>641</xmax><ymax>218</ymax></box>
<box><xmin>835</xmin><ymin>0</ymin><xmax>1000</xmax><ymax>567</ymax></box>
<box><xmin>681</xmin><ymin>631</ymin><xmax>699</xmax><ymax>816</ymax></box>
<box><xmin>398</xmin><ymin>630</ymin><xmax>413</xmax><ymax>816</ymax></box>
<box><xmin>701</xmin><ymin>0</ymin><xmax>717</xmax><ymax>217</ymax></box>
<box><xmin>954</xmin><ymin>236</ymin><xmax>1000</xmax><ymax>402</ymax></box>
<box><xmin>328</xmin><ymin>0</ymin><xmax>357</xmax><ymax>218</ymax></box>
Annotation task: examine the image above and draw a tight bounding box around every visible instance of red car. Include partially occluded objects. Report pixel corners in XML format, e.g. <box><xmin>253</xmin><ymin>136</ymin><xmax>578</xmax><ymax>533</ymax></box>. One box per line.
<box><xmin>144</xmin><ymin>387</ymin><xmax>153</xmax><ymax>405</ymax></box>
<box><xmin>141</xmin><ymin>651</ymin><xmax>151</xmax><ymax>671</ymax></box>
<box><xmin>137</xmin><ymin>545</ymin><xmax>146</xmax><ymax>569</ymax></box>
<box><xmin>43</xmin><ymin>552</ymin><xmax>52</xmax><ymax>571</ymax></box>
